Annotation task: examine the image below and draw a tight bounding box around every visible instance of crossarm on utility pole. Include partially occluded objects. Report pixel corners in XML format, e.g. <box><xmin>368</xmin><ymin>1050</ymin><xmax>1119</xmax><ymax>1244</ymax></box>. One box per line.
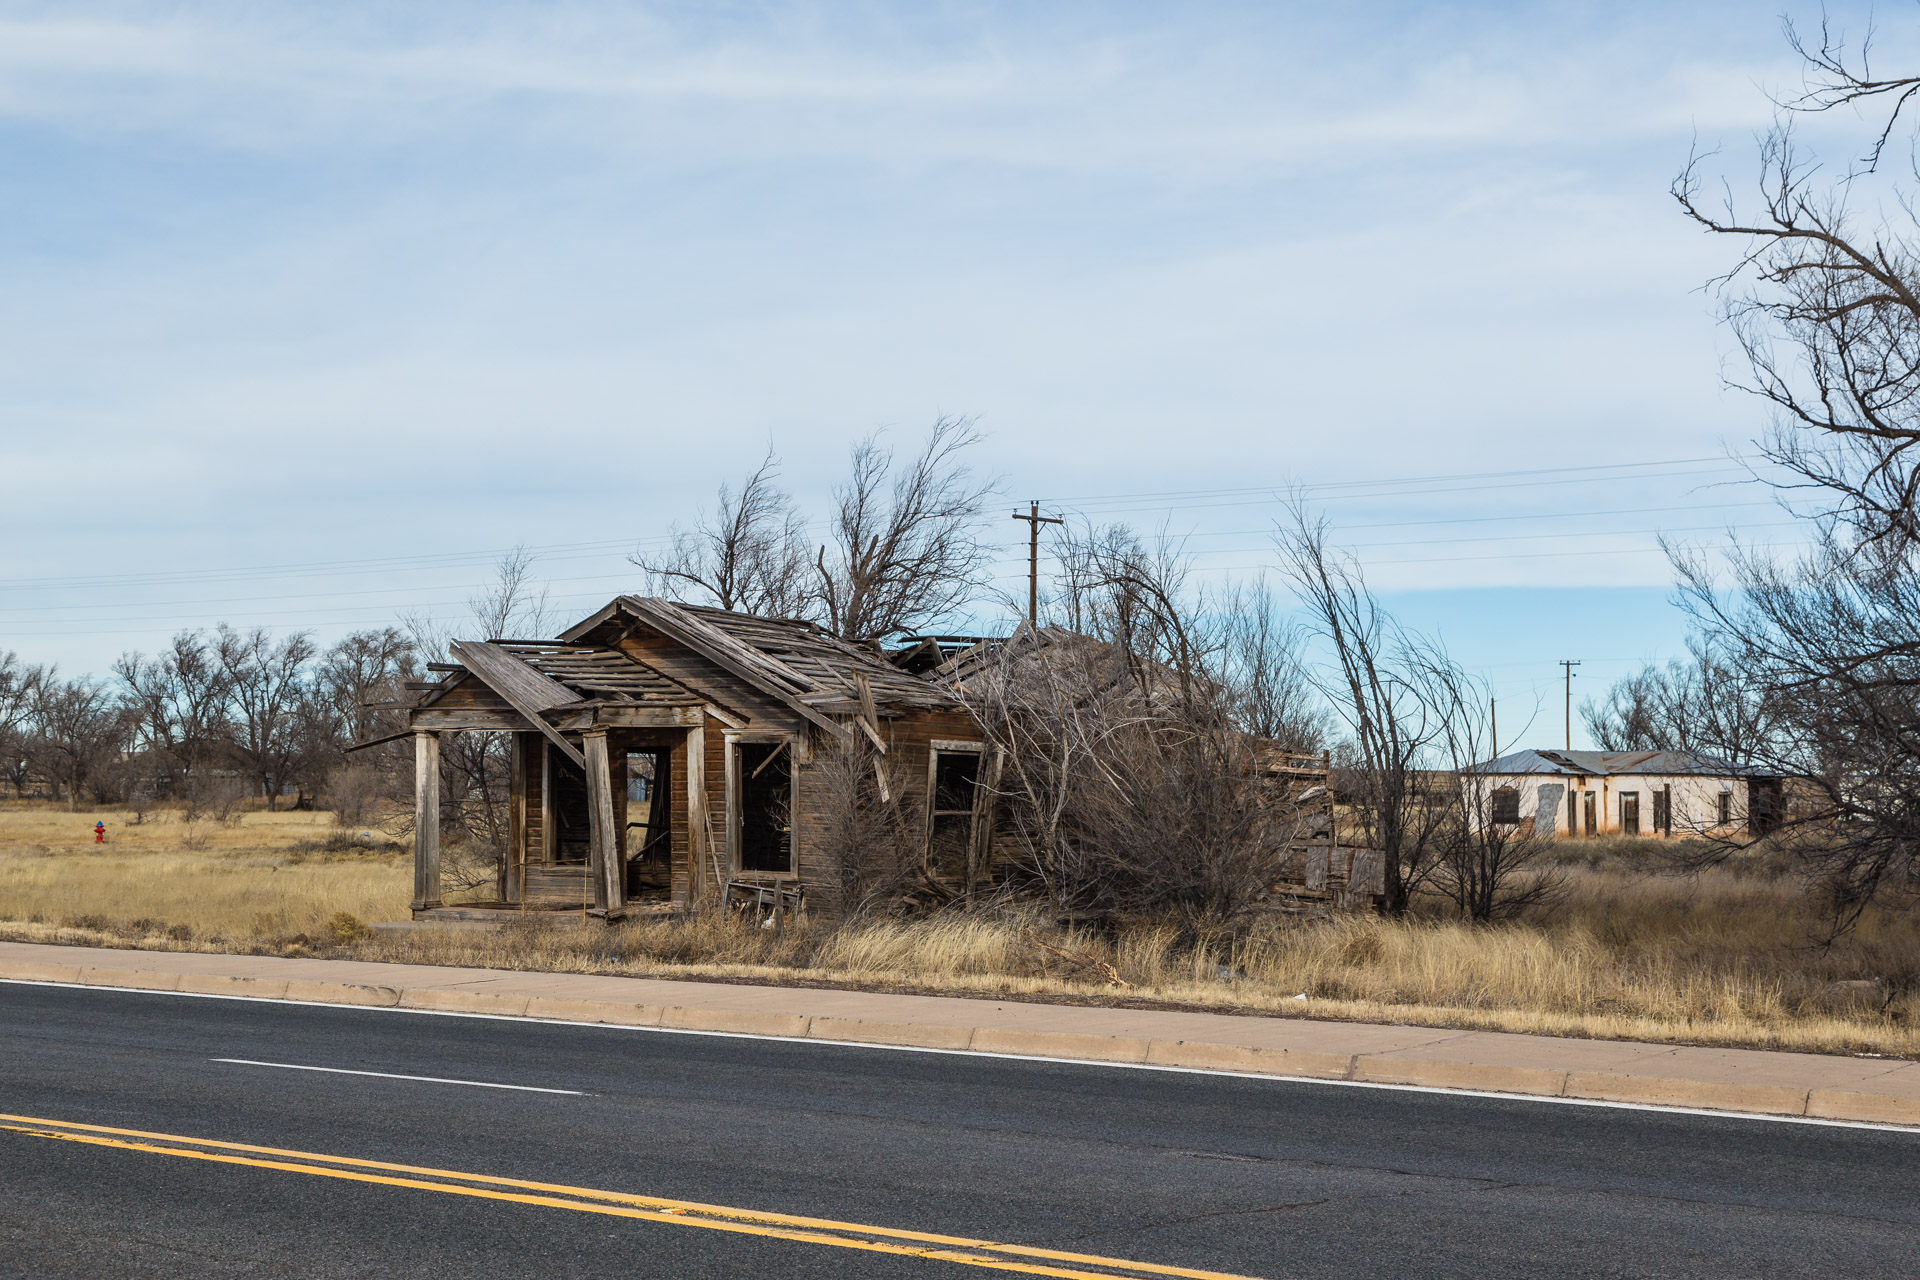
<box><xmin>1011</xmin><ymin>502</ymin><xmax>1065</xmax><ymax>625</ymax></box>
<box><xmin>1559</xmin><ymin>660</ymin><xmax>1582</xmax><ymax>750</ymax></box>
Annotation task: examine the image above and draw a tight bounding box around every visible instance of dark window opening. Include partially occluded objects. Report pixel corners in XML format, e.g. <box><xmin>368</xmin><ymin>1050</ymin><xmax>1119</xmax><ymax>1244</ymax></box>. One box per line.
<box><xmin>550</xmin><ymin>754</ymin><xmax>590</xmax><ymax>864</ymax></box>
<box><xmin>1749</xmin><ymin>778</ymin><xmax>1782</xmax><ymax>836</ymax></box>
<box><xmin>1583</xmin><ymin>791</ymin><xmax>1597</xmax><ymax>837</ymax></box>
<box><xmin>1717</xmin><ymin>791</ymin><xmax>1732</xmax><ymax>826</ymax></box>
<box><xmin>1652</xmin><ymin>787</ymin><xmax>1670</xmax><ymax>836</ymax></box>
<box><xmin>1621</xmin><ymin>791</ymin><xmax>1640</xmax><ymax>837</ymax></box>
<box><xmin>1490</xmin><ymin>786</ymin><xmax>1520</xmax><ymax>826</ymax></box>
<box><xmin>737</xmin><ymin>742</ymin><xmax>793</xmax><ymax>874</ymax></box>
<box><xmin>927</xmin><ymin>750</ymin><xmax>981</xmax><ymax>879</ymax></box>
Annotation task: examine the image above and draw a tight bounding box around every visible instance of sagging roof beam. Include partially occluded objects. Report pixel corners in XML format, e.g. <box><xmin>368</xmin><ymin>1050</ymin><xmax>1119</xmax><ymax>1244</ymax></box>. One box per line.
<box><xmin>447</xmin><ymin>639</ymin><xmax>587</xmax><ymax>769</ymax></box>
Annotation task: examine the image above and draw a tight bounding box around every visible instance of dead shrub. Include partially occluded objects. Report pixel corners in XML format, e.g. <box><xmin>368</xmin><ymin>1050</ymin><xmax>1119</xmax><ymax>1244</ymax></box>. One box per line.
<box><xmin>325</xmin><ymin>911</ymin><xmax>372</xmax><ymax>943</ymax></box>
<box><xmin>323</xmin><ymin>764</ymin><xmax>387</xmax><ymax>829</ymax></box>
<box><xmin>815</xmin><ymin>734</ymin><xmax>922</xmax><ymax>918</ymax></box>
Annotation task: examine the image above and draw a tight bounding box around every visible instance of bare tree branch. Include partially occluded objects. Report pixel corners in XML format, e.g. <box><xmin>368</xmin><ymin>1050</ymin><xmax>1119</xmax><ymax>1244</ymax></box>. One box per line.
<box><xmin>815</xmin><ymin>416</ymin><xmax>997</xmax><ymax>641</ymax></box>
<box><xmin>633</xmin><ymin>447</ymin><xmax>812</xmax><ymax>618</ymax></box>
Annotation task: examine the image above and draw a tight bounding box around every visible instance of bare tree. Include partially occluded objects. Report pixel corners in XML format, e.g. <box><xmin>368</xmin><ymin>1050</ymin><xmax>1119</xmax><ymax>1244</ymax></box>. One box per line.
<box><xmin>1581</xmin><ymin>636</ymin><xmax>1779</xmax><ymax>765</ymax></box>
<box><xmin>1669</xmin><ymin>16</ymin><xmax>1920</xmax><ymax>927</ymax></box>
<box><xmin>0</xmin><ymin>654</ymin><xmax>46</xmax><ymax>799</ymax></box>
<box><xmin>1674</xmin><ymin>42</ymin><xmax>1920</xmax><ymax>552</ymax></box>
<box><xmin>815</xmin><ymin>734</ymin><xmax>923</xmax><ymax>917</ymax></box>
<box><xmin>315</xmin><ymin>628</ymin><xmax>417</xmax><ymax>749</ymax></box>
<box><xmin>26</xmin><ymin>674</ymin><xmax>123</xmax><ymax>811</ymax></box>
<box><xmin>814</xmin><ymin>416</ymin><xmax>997</xmax><ymax>641</ymax></box>
<box><xmin>215</xmin><ymin>625</ymin><xmax>315</xmax><ymax>810</ymax></box>
<box><xmin>634</xmin><ymin>447</ymin><xmax>812</xmax><ymax>618</ymax></box>
<box><xmin>289</xmin><ymin>628</ymin><xmax>419</xmax><ymax>819</ymax></box>
<box><xmin>1222</xmin><ymin>579</ymin><xmax>1330</xmax><ymax>752</ymax></box>
<box><xmin>1412</xmin><ymin>646</ymin><xmax>1564</xmax><ymax>922</ymax></box>
<box><xmin>403</xmin><ymin>546</ymin><xmax>554</xmax><ymax>664</ymax></box>
<box><xmin>115</xmin><ymin>630</ymin><xmax>232</xmax><ymax>810</ymax></box>
<box><xmin>1276</xmin><ymin>506</ymin><xmax>1458</xmax><ymax>916</ymax></box>
<box><xmin>0</xmin><ymin>653</ymin><xmax>41</xmax><ymax>735</ymax></box>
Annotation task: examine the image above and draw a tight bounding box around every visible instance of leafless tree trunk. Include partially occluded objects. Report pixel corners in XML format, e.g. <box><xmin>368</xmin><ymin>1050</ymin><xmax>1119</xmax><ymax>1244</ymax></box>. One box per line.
<box><xmin>814</xmin><ymin>416</ymin><xmax>997</xmax><ymax>641</ymax></box>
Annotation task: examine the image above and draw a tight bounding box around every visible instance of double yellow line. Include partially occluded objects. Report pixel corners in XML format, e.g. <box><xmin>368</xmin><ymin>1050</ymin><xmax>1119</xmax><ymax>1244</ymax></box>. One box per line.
<box><xmin>0</xmin><ymin>1112</ymin><xmax>1262</xmax><ymax>1280</ymax></box>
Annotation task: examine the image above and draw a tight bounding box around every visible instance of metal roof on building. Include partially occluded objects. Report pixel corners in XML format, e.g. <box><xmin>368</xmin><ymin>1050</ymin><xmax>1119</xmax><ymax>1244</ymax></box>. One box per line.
<box><xmin>1468</xmin><ymin>748</ymin><xmax>1766</xmax><ymax>777</ymax></box>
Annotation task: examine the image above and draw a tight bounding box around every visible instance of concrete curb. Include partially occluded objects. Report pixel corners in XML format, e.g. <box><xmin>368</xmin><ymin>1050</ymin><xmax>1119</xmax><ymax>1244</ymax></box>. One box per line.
<box><xmin>6</xmin><ymin>958</ymin><xmax>1920</xmax><ymax>1128</ymax></box>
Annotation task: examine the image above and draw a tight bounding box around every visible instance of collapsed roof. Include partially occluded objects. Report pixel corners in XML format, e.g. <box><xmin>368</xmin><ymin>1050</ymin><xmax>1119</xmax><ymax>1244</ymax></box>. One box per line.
<box><xmin>409</xmin><ymin>596</ymin><xmax>966</xmax><ymax>740</ymax></box>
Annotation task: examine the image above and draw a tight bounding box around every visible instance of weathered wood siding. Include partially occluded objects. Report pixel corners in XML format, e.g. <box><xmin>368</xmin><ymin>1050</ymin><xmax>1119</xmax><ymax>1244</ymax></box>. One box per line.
<box><xmin>669</xmin><ymin>729</ymin><xmax>692</xmax><ymax>907</ymax></box>
<box><xmin>791</xmin><ymin>707</ymin><xmax>986</xmax><ymax>917</ymax></box>
<box><xmin>428</xmin><ymin>680</ymin><xmax>515</xmax><ymax>710</ymax></box>
<box><xmin>521</xmin><ymin>738</ymin><xmax>545</xmax><ymax>867</ymax></box>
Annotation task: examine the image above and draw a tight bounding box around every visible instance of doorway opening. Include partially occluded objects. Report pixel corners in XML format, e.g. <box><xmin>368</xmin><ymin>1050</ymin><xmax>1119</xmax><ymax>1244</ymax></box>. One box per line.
<box><xmin>625</xmin><ymin>750</ymin><xmax>671</xmax><ymax>896</ymax></box>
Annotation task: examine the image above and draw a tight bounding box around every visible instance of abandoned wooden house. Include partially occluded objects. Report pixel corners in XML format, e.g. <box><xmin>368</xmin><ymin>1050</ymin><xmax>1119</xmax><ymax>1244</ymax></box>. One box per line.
<box><xmin>395</xmin><ymin>596</ymin><xmax>993</xmax><ymax>922</ymax></box>
<box><xmin>385</xmin><ymin>597</ymin><xmax>1372</xmax><ymax>924</ymax></box>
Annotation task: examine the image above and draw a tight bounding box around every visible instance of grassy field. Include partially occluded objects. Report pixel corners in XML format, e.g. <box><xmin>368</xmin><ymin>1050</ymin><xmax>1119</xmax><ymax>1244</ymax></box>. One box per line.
<box><xmin>2</xmin><ymin>802</ymin><xmax>1917</xmax><ymax>1058</ymax></box>
<box><xmin>0</xmin><ymin>803</ymin><xmax>410</xmax><ymax>946</ymax></box>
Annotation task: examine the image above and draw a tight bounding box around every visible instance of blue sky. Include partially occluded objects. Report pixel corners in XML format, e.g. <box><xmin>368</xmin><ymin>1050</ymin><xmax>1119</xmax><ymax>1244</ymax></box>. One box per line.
<box><xmin>0</xmin><ymin>1</ymin><xmax>1892</xmax><ymax>744</ymax></box>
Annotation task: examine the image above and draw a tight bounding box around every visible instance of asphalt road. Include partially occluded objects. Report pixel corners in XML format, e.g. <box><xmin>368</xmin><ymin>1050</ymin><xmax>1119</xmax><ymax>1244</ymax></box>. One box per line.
<box><xmin>0</xmin><ymin>982</ymin><xmax>1915</xmax><ymax>1280</ymax></box>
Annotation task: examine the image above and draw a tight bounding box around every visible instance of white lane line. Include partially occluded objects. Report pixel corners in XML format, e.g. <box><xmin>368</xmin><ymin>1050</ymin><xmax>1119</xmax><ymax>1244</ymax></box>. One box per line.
<box><xmin>8</xmin><ymin>980</ymin><xmax>1913</xmax><ymax>1134</ymax></box>
<box><xmin>209</xmin><ymin>1058</ymin><xmax>587</xmax><ymax>1095</ymax></box>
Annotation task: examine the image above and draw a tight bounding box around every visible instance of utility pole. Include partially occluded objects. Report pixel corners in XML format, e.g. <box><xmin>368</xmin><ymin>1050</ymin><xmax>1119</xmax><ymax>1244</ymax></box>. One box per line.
<box><xmin>1559</xmin><ymin>660</ymin><xmax>1581</xmax><ymax>750</ymax></box>
<box><xmin>1490</xmin><ymin>696</ymin><xmax>1498</xmax><ymax>759</ymax></box>
<box><xmin>1011</xmin><ymin>502</ymin><xmax>1063</xmax><ymax>626</ymax></box>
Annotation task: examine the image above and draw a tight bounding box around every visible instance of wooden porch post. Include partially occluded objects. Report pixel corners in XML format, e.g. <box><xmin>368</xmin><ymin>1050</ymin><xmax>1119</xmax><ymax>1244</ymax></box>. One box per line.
<box><xmin>687</xmin><ymin>718</ymin><xmax>711</xmax><ymax>906</ymax></box>
<box><xmin>506</xmin><ymin>733</ymin><xmax>526</xmax><ymax>904</ymax></box>
<box><xmin>583</xmin><ymin>728</ymin><xmax>623</xmax><ymax>915</ymax></box>
<box><xmin>412</xmin><ymin>730</ymin><xmax>441</xmax><ymax>911</ymax></box>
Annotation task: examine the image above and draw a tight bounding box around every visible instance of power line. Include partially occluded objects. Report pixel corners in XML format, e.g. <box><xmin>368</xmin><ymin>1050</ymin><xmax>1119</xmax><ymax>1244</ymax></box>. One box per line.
<box><xmin>1042</xmin><ymin>457</ymin><xmax>1753</xmax><ymax>513</ymax></box>
<box><xmin>0</xmin><ymin>454</ymin><xmax>1756</xmax><ymax>592</ymax></box>
<box><xmin>1039</xmin><ymin>455</ymin><xmax>1746</xmax><ymax>506</ymax></box>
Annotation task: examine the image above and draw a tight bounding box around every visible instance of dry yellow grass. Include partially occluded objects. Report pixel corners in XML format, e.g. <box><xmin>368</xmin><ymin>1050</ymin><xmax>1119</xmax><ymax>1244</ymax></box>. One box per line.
<box><xmin>0</xmin><ymin>802</ymin><xmax>409</xmax><ymax>945</ymax></box>
<box><xmin>2</xmin><ymin>802</ymin><xmax>1916</xmax><ymax>1059</ymax></box>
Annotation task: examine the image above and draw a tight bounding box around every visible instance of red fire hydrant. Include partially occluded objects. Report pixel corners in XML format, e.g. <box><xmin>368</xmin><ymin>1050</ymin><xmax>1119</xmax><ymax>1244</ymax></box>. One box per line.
<box><xmin>93</xmin><ymin>822</ymin><xmax>106</xmax><ymax>844</ymax></box>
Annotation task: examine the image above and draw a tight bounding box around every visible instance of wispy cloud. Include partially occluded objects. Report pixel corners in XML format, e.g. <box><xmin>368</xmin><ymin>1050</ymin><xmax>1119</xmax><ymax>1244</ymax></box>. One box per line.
<box><xmin>0</xmin><ymin>0</ymin><xmax>1870</xmax><ymax>676</ymax></box>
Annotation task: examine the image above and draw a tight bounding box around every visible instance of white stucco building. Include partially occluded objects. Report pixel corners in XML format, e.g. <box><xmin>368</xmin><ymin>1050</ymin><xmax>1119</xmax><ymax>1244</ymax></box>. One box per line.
<box><xmin>1465</xmin><ymin>749</ymin><xmax>1783</xmax><ymax>839</ymax></box>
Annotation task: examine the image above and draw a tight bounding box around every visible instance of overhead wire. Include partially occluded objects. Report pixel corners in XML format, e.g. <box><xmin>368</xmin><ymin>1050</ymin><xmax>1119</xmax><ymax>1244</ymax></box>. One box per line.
<box><xmin>3</xmin><ymin>453</ymin><xmax>1783</xmax><ymax>639</ymax></box>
